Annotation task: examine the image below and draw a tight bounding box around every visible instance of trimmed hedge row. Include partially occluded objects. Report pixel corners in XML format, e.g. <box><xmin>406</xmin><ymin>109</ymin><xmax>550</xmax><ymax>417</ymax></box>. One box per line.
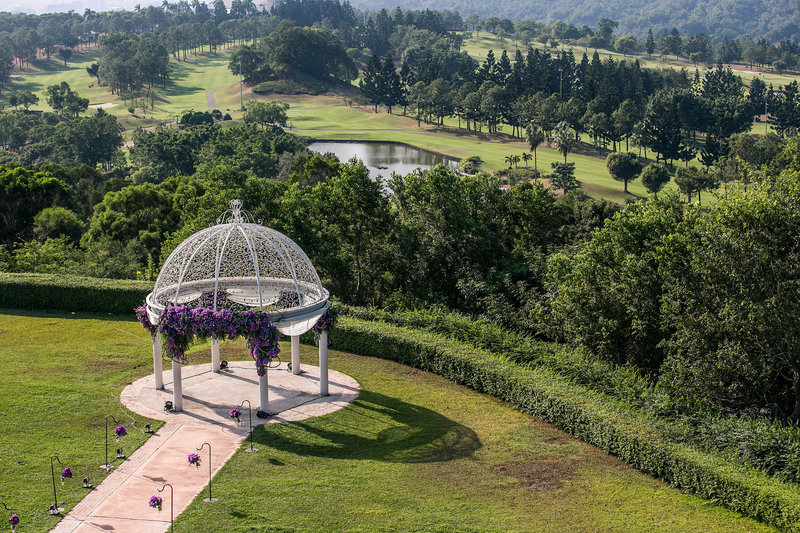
<box><xmin>0</xmin><ymin>273</ymin><xmax>153</xmax><ymax>313</ymax></box>
<box><xmin>331</xmin><ymin>315</ymin><xmax>800</xmax><ymax>531</ymax></box>
<box><xmin>340</xmin><ymin>305</ymin><xmax>656</xmax><ymax>408</ymax></box>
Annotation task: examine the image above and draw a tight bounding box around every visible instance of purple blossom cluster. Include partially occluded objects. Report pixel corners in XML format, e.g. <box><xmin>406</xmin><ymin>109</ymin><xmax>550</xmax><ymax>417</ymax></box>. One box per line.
<box><xmin>61</xmin><ymin>467</ymin><xmax>73</xmax><ymax>481</ymax></box>
<box><xmin>149</xmin><ymin>495</ymin><xmax>163</xmax><ymax>511</ymax></box>
<box><xmin>135</xmin><ymin>306</ymin><xmax>157</xmax><ymax>336</ymax></box>
<box><xmin>187</xmin><ymin>453</ymin><xmax>201</xmax><ymax>468</ymax></box>
<box><xmin>115</xmin><ymin>425</ymin><xmax>127</xmax><ymax>440</ymax></box>
<box><xmin>135</xmin><ymin>305</ymin><xmax>280</xmax><ymax>372</ymax></box>
<box><xmin>311</xmin><ymin>309</ymin><xmax>337</xmax><ymax>333</ymax></box>
<box><xmin>229</xmin><ymin>408</ymin><xmax>241</xmax><ymax>422</ymax></box>
<box><xmin>9</xmin><ymin>513</ymin><xmax>19</xmax><ymax>527</ymax></box>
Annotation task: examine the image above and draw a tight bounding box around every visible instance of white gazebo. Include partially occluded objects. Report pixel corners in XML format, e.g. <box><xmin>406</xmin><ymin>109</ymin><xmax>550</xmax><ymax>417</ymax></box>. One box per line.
<box><xmin>145</xmin><ymin>199</ymin><xmax>330</xmax><ymax>414</ymax></box>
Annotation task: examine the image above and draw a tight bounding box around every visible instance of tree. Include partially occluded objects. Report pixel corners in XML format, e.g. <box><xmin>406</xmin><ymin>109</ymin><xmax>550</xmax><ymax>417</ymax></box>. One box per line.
<box><xmin>524</xmin><ymin>124</ymin><xmax>545</xmax><ymax>176</ymax></box>
<box><xmin>662</xmin><ymin>28</ymin><xmax>682</xmax><ymax>59</ymax></box>
<box><xmin>33</xmin><ymin>206</ymin><xmax>83</xmax><ymax>242</ymax></box>
<box><xmin>0</xmin><ymin>166</ymin><xmax>71</xmax><ymax>245</ymax></box>
<box><xmin>57</xmin><ymin>47</ymin><xmax>73</xmax><ymax>67</ymax></box>
<box><xmin>86</xmin><ymin>62</ymin><xmax>100</xmax><ymax>83</ymax></box>
<box><xmin>674</xmin><ymin>166</ymin><xmax>717</xmax><ymax>204</ymax></box>
<box><xmin>549</xmin><ymin>162</ymin><xmax>579</xmax><ymax>192</ymax></box>
<box><xmin>640</xmin><ymin>163</ymin><xmax>671</xmax><ymax>194</ymax></box>
<box><xmin>44</xmin><ymin>82</ymin><xmax>88</xmax><ymax>118</ymax></box>
<box><xmin>521</xmin><ymin>153</ymin><xmax>532</xmax><ymax>168</ymax></box>
<box><xmin>644</xmin><ymin>89</ymin><xmax>684</xmax><ymax>164</ymax></box>
<box><xmin>14</xmin><ymin>91</ymin><xmax>38</xmax><ymax>111</ymax></box>
<box><xmin>243</xmin><ymin>100</ymin><xmax>289</xmax><ymax>129</ymax></box>
<box><xmin>606</xmin><ymin>152</ymin><xmax>643</xmax><ymax>194</ymax></box>
<box><xmin>646</xmin><ymin>29</ymin><xmax>655</xmax><ymax>55</ymax></box>
<box><xmin>660</xmin><ymin>172</ymin><xmax>800</xmax><ymax>422</ymax></box>
<box><xmin>552</xmin><ymin>121</ymin><xmax>575</xmax><ymax>162</ymax></box>
<box><xmin>614</xmin><ymin>36</ymin><xmax>637</xmax><ymax>56</ymax></box>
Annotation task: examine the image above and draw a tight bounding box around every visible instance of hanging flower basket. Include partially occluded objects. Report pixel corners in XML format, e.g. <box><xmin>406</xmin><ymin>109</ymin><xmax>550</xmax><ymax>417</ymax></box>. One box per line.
<box><xmin>114</xmin><ymin>425</ymin><xmax>127</xmax><ymax>441</ymax></box>
<box><xmin>149</xmin><ymin>495</ymin><xmax>163</xmax><ymax>512</ymax></box>
<box><xmin>187</xmin><ymin>453</ymin><xmax>201</xmax><ymax>468</ymax></box>
<box><xmin>229</xmin><ymin>409</ymin><xmax>241</xmax><ymax>424</ymax></box>
<box><xmin>61</xmin><ymin>467</ymin><xmax>73</xmax><ymax>485</ymax></box>
<box><xmin>9</xmin><ymin>513</ymin><xmax>19</xmax><ymax>532</ymax></box>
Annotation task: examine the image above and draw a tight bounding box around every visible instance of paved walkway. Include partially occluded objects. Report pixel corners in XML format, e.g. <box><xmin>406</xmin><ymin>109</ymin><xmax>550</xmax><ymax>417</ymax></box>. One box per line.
<box><xmin>52</xmin><ymin>361</ymin><xmax>359</xmax><ymax>533</ymax></box>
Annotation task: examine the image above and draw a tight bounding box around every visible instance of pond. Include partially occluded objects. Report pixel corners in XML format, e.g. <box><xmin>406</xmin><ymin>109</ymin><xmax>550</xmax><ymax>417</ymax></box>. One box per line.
<box><xmin>308</xmin><ymin>141</ymin><xmax>459</xmax><ymax>180</ymax></box>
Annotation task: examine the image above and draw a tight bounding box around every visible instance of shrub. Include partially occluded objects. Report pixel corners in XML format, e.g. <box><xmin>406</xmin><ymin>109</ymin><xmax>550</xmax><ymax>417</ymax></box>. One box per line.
<box><xmin>0</xmin><ymin>273</ymin><xmax>152</xmax><ymax>313</ymax></box>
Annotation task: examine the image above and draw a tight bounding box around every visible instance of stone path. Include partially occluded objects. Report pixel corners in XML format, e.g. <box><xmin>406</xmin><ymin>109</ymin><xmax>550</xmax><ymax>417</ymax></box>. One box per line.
<box><xmin>51</xmin><ymin>361</ymin><xmax>359</xmax><ymax>533</ymax></box>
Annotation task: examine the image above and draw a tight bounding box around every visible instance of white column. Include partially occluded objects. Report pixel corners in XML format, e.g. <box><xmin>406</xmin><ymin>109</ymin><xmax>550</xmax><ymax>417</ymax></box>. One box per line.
<box><xmin>258</xmin><ymin>372</ymin><xmax>269</xmax><ymax>414</ymax></box>
<box><xmin>172</xmin><ymin>360</ymin><xmax>183</xmax><ymax>412</ymax></box>
<box><xmin>291</xmin><ymin>335</ymin><xmax>300</xmax><ymax>374</ymax></box>
<box><xmin>152</xmin><ymin>331</ymin><xmax>164</xmax><ymax>390</ymax></box>
<box><xmin>211</xmin><ymin>338</ymin><xmax>221</xmax><ymax>373</ymax></box>
<box><xmin>319</xmin><ymin>331</ymin><xmax>328</xmax><ymax>396</ymax></box>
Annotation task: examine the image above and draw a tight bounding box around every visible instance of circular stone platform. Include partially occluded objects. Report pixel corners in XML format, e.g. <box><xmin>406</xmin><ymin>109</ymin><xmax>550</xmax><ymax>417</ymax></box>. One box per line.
<box><xmin>121</xmin><ymin>361</ymin><xmax>360</xmax><ymax>431</ymax></box>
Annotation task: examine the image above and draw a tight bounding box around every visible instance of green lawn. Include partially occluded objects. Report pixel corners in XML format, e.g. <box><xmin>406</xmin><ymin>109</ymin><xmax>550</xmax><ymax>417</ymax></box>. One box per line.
<box><xmin>0</xmin><ymin>310</ymin><xmax>777</xmax><ymax>532</ymax></box>
<box><xmin>0</xmin><ymin>310</ymin><xmax>163</xmax><ymax>532</ymax></box>
<box><xmin>177</xmin><ymin>343</ymin><xmax>771</xmax><ymax>532</ymax></box>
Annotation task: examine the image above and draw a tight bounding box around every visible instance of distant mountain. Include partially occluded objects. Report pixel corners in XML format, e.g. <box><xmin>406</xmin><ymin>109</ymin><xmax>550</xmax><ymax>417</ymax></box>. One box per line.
<box><xmin>348</xmin><ymin>0</ymin><xmax>800</xmax><ymax>42</ymax></box>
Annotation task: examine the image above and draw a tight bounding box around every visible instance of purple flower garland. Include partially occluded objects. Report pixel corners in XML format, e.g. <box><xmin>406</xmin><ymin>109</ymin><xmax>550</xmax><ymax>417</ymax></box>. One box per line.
<box><xmin>135</xmin><ymin>305</ymin><xmax>280</xmax><ymax>375</ymax></box>
<box><xmin>135</xmin><ymin>306</ymin><xmax>157</xmax><ymax>338</ymax></box>
<box><xmin>311</xmin><ymin>309</ymin><xmax>337</xmax><ymax>333</ymax></box>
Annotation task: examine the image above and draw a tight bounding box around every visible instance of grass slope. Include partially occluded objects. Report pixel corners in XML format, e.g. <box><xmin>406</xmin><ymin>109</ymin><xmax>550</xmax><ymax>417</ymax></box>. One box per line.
<box><xmin>176</xmin><ymin>342</ymin><xmax>771</xmax><ymax>533</ymax></box>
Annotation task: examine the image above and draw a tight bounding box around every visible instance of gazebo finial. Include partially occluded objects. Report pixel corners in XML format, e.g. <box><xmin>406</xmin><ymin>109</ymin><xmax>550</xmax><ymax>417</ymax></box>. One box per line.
<box><xmin>216</xmin><ymin>199</ymin><xmax>255</xmax><ymax>225</ymax></box>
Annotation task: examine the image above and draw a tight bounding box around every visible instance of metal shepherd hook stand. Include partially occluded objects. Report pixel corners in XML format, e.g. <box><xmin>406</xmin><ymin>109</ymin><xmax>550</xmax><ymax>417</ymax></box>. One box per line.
<box><xmin>157</xmin><ymin>483</ymin><xmax>174</xmax><ymax>533</ymax></box>
<box><xmin>236</xmin><ymin>400</ymin><xmax>258</xmax><ymax>453</ymax></box>
<box><xmin>196</xmin><ymin>443</ymin><xmax>218</xmax><ymax>503</ymax></box>
<box><xmin>100</xmin><ymin>415</ymin><xmax>123</xmax><ymax>472</ymax></box>
<box><xmin>1</xmin><ymin>501</ymin><xmax>18</xmax><ymax>532</ymax></box>
<box><xmin>49</xmin><ymin>455</ymin><xmax>66</xmax><ymax>515</ymax></box>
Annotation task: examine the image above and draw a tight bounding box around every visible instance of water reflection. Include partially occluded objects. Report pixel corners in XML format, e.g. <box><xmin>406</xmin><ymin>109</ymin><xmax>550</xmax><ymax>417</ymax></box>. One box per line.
<box><xmin>308</xmin><ymin>141</ymin><xmax>459</xmax><ymax>179</ymax></box>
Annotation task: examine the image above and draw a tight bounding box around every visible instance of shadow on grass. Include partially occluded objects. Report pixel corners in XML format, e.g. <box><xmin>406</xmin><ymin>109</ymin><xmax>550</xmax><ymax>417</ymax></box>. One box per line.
<box><xmin>253</xmin><ymin>389</ymin><xmax>481</xmax><ymax>463</ymax></box>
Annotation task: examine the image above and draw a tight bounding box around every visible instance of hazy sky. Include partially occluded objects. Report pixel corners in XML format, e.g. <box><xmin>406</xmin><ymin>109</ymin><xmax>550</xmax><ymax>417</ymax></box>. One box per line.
<box><xmin>4</xmin><ymin>0</ymin><xmax>187</xmax><ymax>15</ymax></box>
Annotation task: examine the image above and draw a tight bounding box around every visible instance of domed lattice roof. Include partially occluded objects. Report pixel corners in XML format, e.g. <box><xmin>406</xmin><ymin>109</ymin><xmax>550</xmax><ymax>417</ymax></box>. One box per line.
<box><xmin>146</xmin><ymin>200</ymin><xmax>328</xmax><ymax>332</ymax></box>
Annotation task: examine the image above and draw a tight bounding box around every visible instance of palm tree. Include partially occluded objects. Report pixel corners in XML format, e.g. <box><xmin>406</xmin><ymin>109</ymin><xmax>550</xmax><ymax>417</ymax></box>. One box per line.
<box><xmin>521</xmin><ymin>153</ymin><xmax>532</xmax><ymax>168</ymax></box>
<box><xmin>504</xmin><ymin>155</ymin><xmax>514</xmax><ymax>169</ymax></box>
<box><xmin>553</xmin><ymin>121</ymin><xmax>575</xmax><ymax>162</ymax></box>
<box><xmin>510</xmin><ymin>154</ymin><xmax>520</xmax><ymax>169</ymax></box>
<box><xmin>525</xmin><ymin>123</ymin><xmax>545</xmax><ymax>175</ymax></box>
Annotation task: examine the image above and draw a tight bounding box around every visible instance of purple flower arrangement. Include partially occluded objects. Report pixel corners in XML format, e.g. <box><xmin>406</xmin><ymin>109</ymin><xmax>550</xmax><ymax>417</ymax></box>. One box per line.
<box><xmin>311</xmin><ymin>309</ymin><xmax>337</xmax><ymax>333</ymax></box>
<box><xmin>135</xmin><ymin>306</ymin><xmax>158</xmax><ymax>337</ymax></box>
<box><xmin>135</xmin><ymin>306</ymin><xmax>280</xmax><ymax>373</ymax></box>
<box><xmin>61</xmin><ymin>467</ymin><xmax>72</xmax><ymax>485</ymax></box>
<box><xmin>157</xmin><ymin>305</ymin><xmax>195</xmax><ymax>362</ymax></box>
<box><xmin>115</xmin><ymin>425</ymin><xmax>127</xmax><ymax>441</ymax></box>
<box><xmin>229</xmin><ymin>408</ymin><xmax>241</xmax><ymax>423</ymax></box>
<box><xmin>187</xmin><ymin>453</ymin><xmax>201</xmax><ymax>468</ymax></box>
<box><xmin>149</xmin><ymin>495</ymin><xmax>163</xmax><ymax>511</ymax></box>
<box><xmin>9</xmin><ymin>513</ymin><xmax>19</xmax><ymax>532</ymax></box>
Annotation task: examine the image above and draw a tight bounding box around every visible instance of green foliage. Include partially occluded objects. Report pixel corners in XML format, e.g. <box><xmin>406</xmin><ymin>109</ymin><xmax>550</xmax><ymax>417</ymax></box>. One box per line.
<box><xmin>33</xmin><ymin>207</ymin><xmax>83</xmax><ymax>242</ymax></box>
<box><xmin>0</xmin><ymin>272</ymin><xmax>152</xmax><ymax>313</ymax></box>
<box><xmin>243</xmin><ymin>100</ymin><xmax>289</xmax><ymax>129</ymax></box>
<box><xmin>331</xmin><ymin>315</ymin><xmax>800</xmax><ymax>532</ymax></box>
<box><xmin>545</xmin><ymin>192</ymin><xmax>697</xmax><ymax>370</ymax></box>
<box><xmin>548</xmin><ymin>161</ymin><xmax>578</xmax><ymax>191</ymax></box>
<box><xmin>44</xmin><ymin>82</ymin><xmax>89</xmax><ymax>118</ymax></box>
<box><xmin>0</xmin><ymin>166</ymin><xmax>71</xmax><ymax>245</ymax></box>
<box><xmin>640</xmin><ymin>162</ymin><xmax>671</xmax><ymax>194</ymax></box>
<box><xmin>661</xmin><ymin>173</ymin><xmax>800</xmax><ymax>422</ymax></box>
<box><xmin>605</xmin><ymin>151</ymin><xmax>643</xmax><ymax>193</ymax></box>
<box><xmin>263</xmin><ymin>21</ymin><xmax>357</xmax><ymax>83</ymax></box>
<box><xmin>251</xmin><ymin>79</ymin><xmax>321</xmax><ymax>95</ymax></box>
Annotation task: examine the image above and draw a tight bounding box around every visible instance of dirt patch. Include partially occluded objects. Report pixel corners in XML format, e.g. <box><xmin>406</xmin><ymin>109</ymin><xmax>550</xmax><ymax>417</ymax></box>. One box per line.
<box><xmin>89</xmin><ymin>102</ymin><xmax>118</xmax><ymax>109</ymax></box>
<box><xmin>492</xmin><ymin>452</ymin><xmax>580</xmax><ymax>491</ymax></box>
<box><xmin>403</xmin><ymin>370</ymin><xmax>421</xmax><ymax>378</ymax></box>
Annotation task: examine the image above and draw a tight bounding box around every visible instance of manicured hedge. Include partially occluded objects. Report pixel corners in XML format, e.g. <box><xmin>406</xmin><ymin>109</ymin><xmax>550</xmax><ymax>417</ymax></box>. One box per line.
<box><xmin>0</xmin><ymin>273</ymin><xmax>153</xmax><ymax>313</ymax></box>
<box><xmin>331</xmin><ymin>315</ymin><xmax>800</xmax><ymax>531</ymax></box>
